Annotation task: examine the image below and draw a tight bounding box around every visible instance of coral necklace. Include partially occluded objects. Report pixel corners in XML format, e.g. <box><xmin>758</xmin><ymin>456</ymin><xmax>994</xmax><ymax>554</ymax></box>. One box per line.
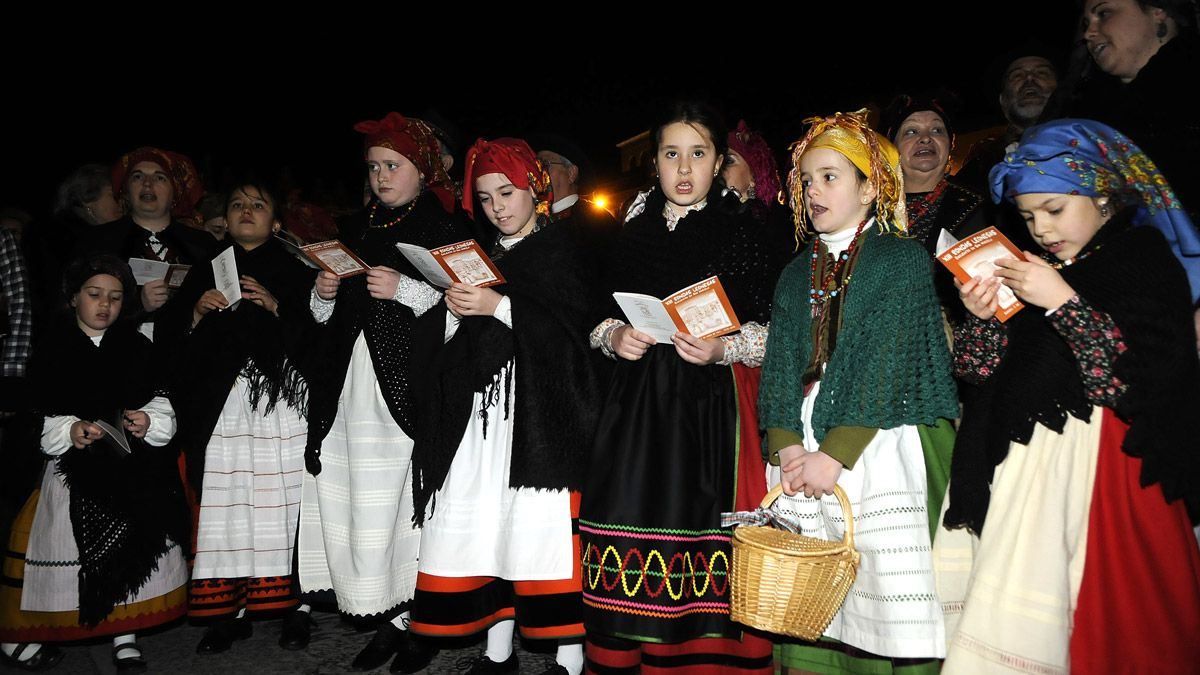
<box><xmin>809</xmin><ymin>219</ymin><xmax>869</xmax><ymax>313</ymax></box>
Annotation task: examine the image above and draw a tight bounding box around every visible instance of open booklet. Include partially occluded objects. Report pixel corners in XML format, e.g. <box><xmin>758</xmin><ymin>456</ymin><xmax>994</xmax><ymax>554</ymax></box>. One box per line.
<box><xmin>128</xmin><ymin>258</ymin><xmax>191</xmax><ymax>289</ymax></box>
<box><xmin>936</xmin><ymin>226</ymin><xmax>1025</xmax><ymax>322</ymax></box>
<box><xmin>614</xmin><ymin>275</ymin><xmax>741</xmax><ymax>343</ymax></box>
<box><xmin>92</xmin><ymin>417</ymin><xmax>132</xmax><ymax>456</ymax></box>
<box><xmin>395</xmin><ymin>239</ymin><xmax>506</xmax><ymax>288</ymax></box>
<box><xmin>275</xmin><ymin>237</ymin><xmax>370</xmax><ymax>278</ymax></box>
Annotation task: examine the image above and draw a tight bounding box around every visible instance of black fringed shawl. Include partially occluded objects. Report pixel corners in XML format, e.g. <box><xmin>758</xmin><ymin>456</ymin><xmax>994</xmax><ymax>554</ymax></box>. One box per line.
<box><xmin>598</xmin><ymin>188</ymin><xmax>781</xmax><ymax>328</ymax></box>
<box><xmin>154</xmin><ymin>238</ymin><xmax>318</xmax><ymax>490</ymax></box>
<box><xmin>304</xmin><ymin>192</ymin><xmax>469</xmax><ymax>474</ymax></box>
<box><xmin>946</xmin><ymin>209</ymin><xmax>1200</xmax><ymax>534</ymax></box>
<box><xmin>33</xmin><ymin>318</ymin><xmax>188</xmax><ymax>626</ymax></box>
<box><xmin>410</xmin><ymin>222</ymin><xmax>601</xmax><ymax>523</ymax></box>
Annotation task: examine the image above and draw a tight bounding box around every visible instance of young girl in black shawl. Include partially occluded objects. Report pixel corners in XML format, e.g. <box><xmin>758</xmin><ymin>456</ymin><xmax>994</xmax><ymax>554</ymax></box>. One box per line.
<box><xmin>295</xmin><ymin>113</ymin><xmax>467</xmax><ymax>673</ymax></box>
<box><xmin>154</xmin><ymin>180</ymin><xmax>318</xmax><ymax>654</ymax></box>
<box><xmin>935</xmin><ymin>119</ymin><xmax>1200</xmax><ymax>673</ymax></box>
<box><xmin>406</xmin><ymin>138</ymin><xmax>598</xmax><ymax>675</ymax></box>
<box><xmin>0</xmin><ymin>255</ymin><xmax>188</xmax><ymax>672</ymax></box>
<box><xmin>579</xmin><ymin>102</ymin><xmax>784</xmax><ymax>673</ymax></box>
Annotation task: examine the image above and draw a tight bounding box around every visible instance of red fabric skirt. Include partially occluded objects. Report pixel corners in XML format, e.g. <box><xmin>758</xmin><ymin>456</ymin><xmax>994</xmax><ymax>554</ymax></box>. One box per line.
<box><xmin>1069</xmin><ymin>407</ymin><xmax>1200</xmax><ymax>671</ymax></box>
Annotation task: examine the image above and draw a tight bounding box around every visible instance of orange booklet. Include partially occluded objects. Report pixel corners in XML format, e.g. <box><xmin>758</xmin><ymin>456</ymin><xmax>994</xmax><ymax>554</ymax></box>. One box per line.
<box><xmin>936</xmin><ymin>226</ymin><xmax>1025</xmax><ymax>322</ymax></box>
<box><xmin>298</xmin><ymin>240</ymin><xmax>370</xmax><ymax>278</ymax></box>
<box><xmin>395</xmin><ymin>239</ymin><xmax>506</xmax><ymax>288</ymax></box>
<box><xmin>614</xmin><ymin>276</ymin><xmax>742</xmax><ymax>342</ymax></box>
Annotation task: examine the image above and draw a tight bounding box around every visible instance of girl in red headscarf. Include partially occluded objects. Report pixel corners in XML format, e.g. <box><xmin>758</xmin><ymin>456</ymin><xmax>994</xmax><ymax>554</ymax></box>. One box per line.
<box><xmin>295</xmin><ymin>113</ymin><xmax>468</xmax><ymax>673</ymax></box>
<box><xmin>406</xmin><ymin>138</ymin><xmax>600</xmax><ymax>675</ymax></box>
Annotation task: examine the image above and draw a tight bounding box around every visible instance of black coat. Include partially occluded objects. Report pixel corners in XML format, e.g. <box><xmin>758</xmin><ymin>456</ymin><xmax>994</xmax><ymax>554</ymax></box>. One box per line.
<box><xmin>1068</xmin><ymin>34</ymin><xmax>1200</xmax><ymax>220</ymax></box>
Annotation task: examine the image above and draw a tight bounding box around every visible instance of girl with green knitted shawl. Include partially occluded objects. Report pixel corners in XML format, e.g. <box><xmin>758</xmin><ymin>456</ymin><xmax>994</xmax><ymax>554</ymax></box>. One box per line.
<box><xmin>757</xmin><ymin>110</ymin><xmax>959</xmax><ymax>675</ymax></box>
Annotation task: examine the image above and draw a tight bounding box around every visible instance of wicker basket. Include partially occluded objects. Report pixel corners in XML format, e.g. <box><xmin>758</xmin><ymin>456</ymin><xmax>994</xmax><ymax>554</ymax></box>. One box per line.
<box><xmin>729</xmin><ymin>483</ymin><xmax>860</xmax><ymax>641</ymax></box>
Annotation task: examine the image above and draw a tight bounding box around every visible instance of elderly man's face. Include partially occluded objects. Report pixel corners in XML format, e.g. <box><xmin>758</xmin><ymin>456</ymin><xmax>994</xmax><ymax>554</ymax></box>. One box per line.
<box><xmin>537</xmin><ymin>150</ymin><xmax>577</xmax><ymax>198</ymax></box>
<box><xmin>1000</xmin><ymin>56</ymin><xmax>1058</xmax><ymax>128</ymax></box>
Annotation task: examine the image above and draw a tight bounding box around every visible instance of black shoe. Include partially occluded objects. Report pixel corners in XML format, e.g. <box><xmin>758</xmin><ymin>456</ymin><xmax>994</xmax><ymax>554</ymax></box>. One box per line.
<box><xmin>388</xmin><ymin>630</ymin><xmax>438</xmax><ymax>673</ymax></box>
<box><xmin>455</xmin><ymin>652</ymin><xmax>519</xmax><ymax>674</ymax></box>
<box><xmin>278</xmin><ymin>610</ymin><xmax>316</xmax><ymax>651</ymax></box>
<box><xmin>196</xmin><ymin>617</ymin><xmax>253</xmax><ymax>654</ymax></box>
<box><xmin>351</xmin><ymin>623</ymin><xmax>405</xmax><ymax>671</ymax></box>
<box><xmin>112</xmin><ymin>643</ymin><xmax>147</xmax><ymax>673</ymax></box>
<box><xmin>0</xmin><ymin>644</ymin><xmax>65</xmax><ymax>671</ymax></box>
<box><xmin>538</xmin><ymin>666</ymin><xmax>569</xmax><ymax>675</ymax></box>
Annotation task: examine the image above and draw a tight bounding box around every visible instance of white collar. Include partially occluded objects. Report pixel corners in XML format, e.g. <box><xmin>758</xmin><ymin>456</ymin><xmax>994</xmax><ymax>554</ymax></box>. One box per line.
<box><xmin>551</xmin><ymin>194</ymin><xmax>580</xmax><ymax>214</ymax></box>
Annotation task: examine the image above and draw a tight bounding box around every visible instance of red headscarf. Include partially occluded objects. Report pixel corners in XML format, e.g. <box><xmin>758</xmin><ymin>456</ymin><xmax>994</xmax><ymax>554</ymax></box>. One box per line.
<box><xmin>111</xmin><ymin>147</ymin><xmax>203</xmax><ymax>219</ymax></box>
<box><xmin>461</xmin><ymin>137</ymin><xmax>552</xmax><ymax>221</ymax></box>
<box><xmin>354</xmin><ymin>112</ymin><xmax>456</xmax><ymax>213</ymax></box>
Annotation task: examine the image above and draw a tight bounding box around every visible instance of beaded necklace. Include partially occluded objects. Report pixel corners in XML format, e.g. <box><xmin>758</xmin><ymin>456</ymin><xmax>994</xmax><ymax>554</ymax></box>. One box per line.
<box><xmin>368</xmin><ymin>197</ymin><xmax>418</xmax><ymax>229</ymax></box>
<box><xmin>809</xmin><ymin>219</ymin><xmax>869</xmax><ymax>308</ymax></box>
<box><xmin>1050</xmin><ymin>244</ymin><xmax>1104</xmax><ymax>269</ymax></box>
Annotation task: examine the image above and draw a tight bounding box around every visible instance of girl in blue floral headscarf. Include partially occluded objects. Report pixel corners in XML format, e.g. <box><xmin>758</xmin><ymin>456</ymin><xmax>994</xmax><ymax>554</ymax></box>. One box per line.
<box><xmin>934</xmin><ymin>118</ymin><xmax>1200</xmax><ymax>674</ymax></box>
<box><xmin>990</xmin><ymin>118</ymin><xmax>1200</xmax><ymax>301</ymax></box>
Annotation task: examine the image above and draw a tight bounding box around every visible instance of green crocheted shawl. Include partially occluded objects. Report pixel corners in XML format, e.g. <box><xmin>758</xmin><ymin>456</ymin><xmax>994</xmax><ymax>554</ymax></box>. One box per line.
<box><xmin>758</xmin><ymin>231</ymin><xmax>958</xmax><ymax>442</ymax></box>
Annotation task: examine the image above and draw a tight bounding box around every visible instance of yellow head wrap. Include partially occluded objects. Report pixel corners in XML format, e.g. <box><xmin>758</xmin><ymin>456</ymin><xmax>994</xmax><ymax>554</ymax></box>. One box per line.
<box><xmin>786</xmin><ymin>109</ymin><xmax>907</xmax><ymax>240</ymax></box>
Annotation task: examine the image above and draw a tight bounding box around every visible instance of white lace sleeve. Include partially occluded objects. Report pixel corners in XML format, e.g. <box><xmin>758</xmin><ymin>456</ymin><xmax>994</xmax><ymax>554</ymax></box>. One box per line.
<box><xmin>310</xmin><ymin>286</ymin><xmax>335</xmax><ymax>323</ymax></box>
<box><xmin>394</xmin><ymin>274</ymin><xmax>443</xmax><ymax>318</ymax></box>
<box><xmin>589</xmin><ymin>318</ymin><xmax>626</xmax><ymax>360</ymax></box>
<box><xmin>139</xmin><ymin>396</ymin><xmax>176</xmax><ymax>447</ymax></box>
<box><xmin>718</xmin><ymin>321</ymin><xmax>769</xmax><ymax>367</ymax></box>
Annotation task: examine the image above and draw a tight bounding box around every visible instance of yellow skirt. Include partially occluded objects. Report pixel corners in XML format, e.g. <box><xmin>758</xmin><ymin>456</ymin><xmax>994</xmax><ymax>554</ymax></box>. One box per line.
<box><xmin>0</xmin><ymin>490</ymin><xmax>187</xmax><ymax>642</ymax></box>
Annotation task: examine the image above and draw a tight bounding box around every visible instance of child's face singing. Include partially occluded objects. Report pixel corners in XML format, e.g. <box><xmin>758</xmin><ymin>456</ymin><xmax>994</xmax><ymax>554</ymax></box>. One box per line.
<box><xmin>656</xmin><ymin>122</ymin><xmax>723</xmax><ymax>214</ymax></box>
<box><xmin>72</xmin><ymin>274</ymin><xmax>124</xmax><ymax>337</ymax></box>
<box><xmin>1013</xmin><ymin>192</ymin><xmax>1108</xmax><ymax>261</ymax></box>
<box><xmin>798</xmin><ymin>147</ymin><xmax>875</xmax><ymax>235</ymax></box>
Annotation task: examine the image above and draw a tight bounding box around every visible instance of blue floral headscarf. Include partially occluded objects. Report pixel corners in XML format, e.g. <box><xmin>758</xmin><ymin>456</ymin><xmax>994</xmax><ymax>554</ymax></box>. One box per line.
<box><xmin>990</xmin><ymin>119</ymin><xmax>1200</xmax><ymax>302</ymax></box>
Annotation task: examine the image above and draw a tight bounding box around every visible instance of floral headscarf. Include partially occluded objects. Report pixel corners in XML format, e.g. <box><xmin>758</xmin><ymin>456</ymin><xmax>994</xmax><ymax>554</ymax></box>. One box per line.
<box><xmin>990</xmin><ymin>118</ymin><xmax>1200</xmax><ymax>301</ymax></box>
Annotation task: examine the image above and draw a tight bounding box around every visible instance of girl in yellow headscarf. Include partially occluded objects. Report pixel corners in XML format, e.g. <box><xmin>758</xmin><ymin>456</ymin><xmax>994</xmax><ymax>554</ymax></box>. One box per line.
<box><xmin>757</xmin><ymin>110</ymin><xmax>958</xmax><ymax>674</ymax></box>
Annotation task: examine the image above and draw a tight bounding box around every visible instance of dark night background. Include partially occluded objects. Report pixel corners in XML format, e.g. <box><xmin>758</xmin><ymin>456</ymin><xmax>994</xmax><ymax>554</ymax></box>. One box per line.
<box><xmin>1</xmin><ymin>7</ymin><xmax>1081</xmax><ymax>221</ymax></box>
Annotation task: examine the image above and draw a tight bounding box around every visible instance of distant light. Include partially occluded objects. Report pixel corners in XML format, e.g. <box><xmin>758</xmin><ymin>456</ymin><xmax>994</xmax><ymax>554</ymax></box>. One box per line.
<box><xmin>593</xmin><ymin>195</ymin><xmax>608</xmax><ymax>209</ymax></box>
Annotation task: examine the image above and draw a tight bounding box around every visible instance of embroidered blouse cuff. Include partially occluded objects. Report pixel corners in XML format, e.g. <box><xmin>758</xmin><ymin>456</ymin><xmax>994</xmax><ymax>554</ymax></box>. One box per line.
<box><xmin>309</xmin><ymin>287</ymin><xmax>335</xmax><ymax>323</ymax></box>
<box><xmin>590</xmin><ymin>318</ymin><xmax>626</xmax><ymax>360</ymax></box>
<box><xmin>718</xmin><ymin>321</ymin><xmax>768</xmax><ymax>367</ymax></box>
<box><xmin>395</xmin><ymin>274</ymin><xmax>443</xmax><ymax>318</ymax></box>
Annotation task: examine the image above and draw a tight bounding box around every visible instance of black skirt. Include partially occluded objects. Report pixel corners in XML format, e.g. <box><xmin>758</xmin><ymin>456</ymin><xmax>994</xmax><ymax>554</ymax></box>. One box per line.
<box><xmin>579</xmin><ymin>345</ymin><xmax>741</xmax><ymax>643</ymax></box>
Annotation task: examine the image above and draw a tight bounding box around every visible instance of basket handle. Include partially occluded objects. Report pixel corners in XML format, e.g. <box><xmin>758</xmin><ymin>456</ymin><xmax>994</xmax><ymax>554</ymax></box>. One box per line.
<box><xmin>759</xmin><ymin>483</ymin><xmax>855</xmax><ymax>549</ymax></box>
